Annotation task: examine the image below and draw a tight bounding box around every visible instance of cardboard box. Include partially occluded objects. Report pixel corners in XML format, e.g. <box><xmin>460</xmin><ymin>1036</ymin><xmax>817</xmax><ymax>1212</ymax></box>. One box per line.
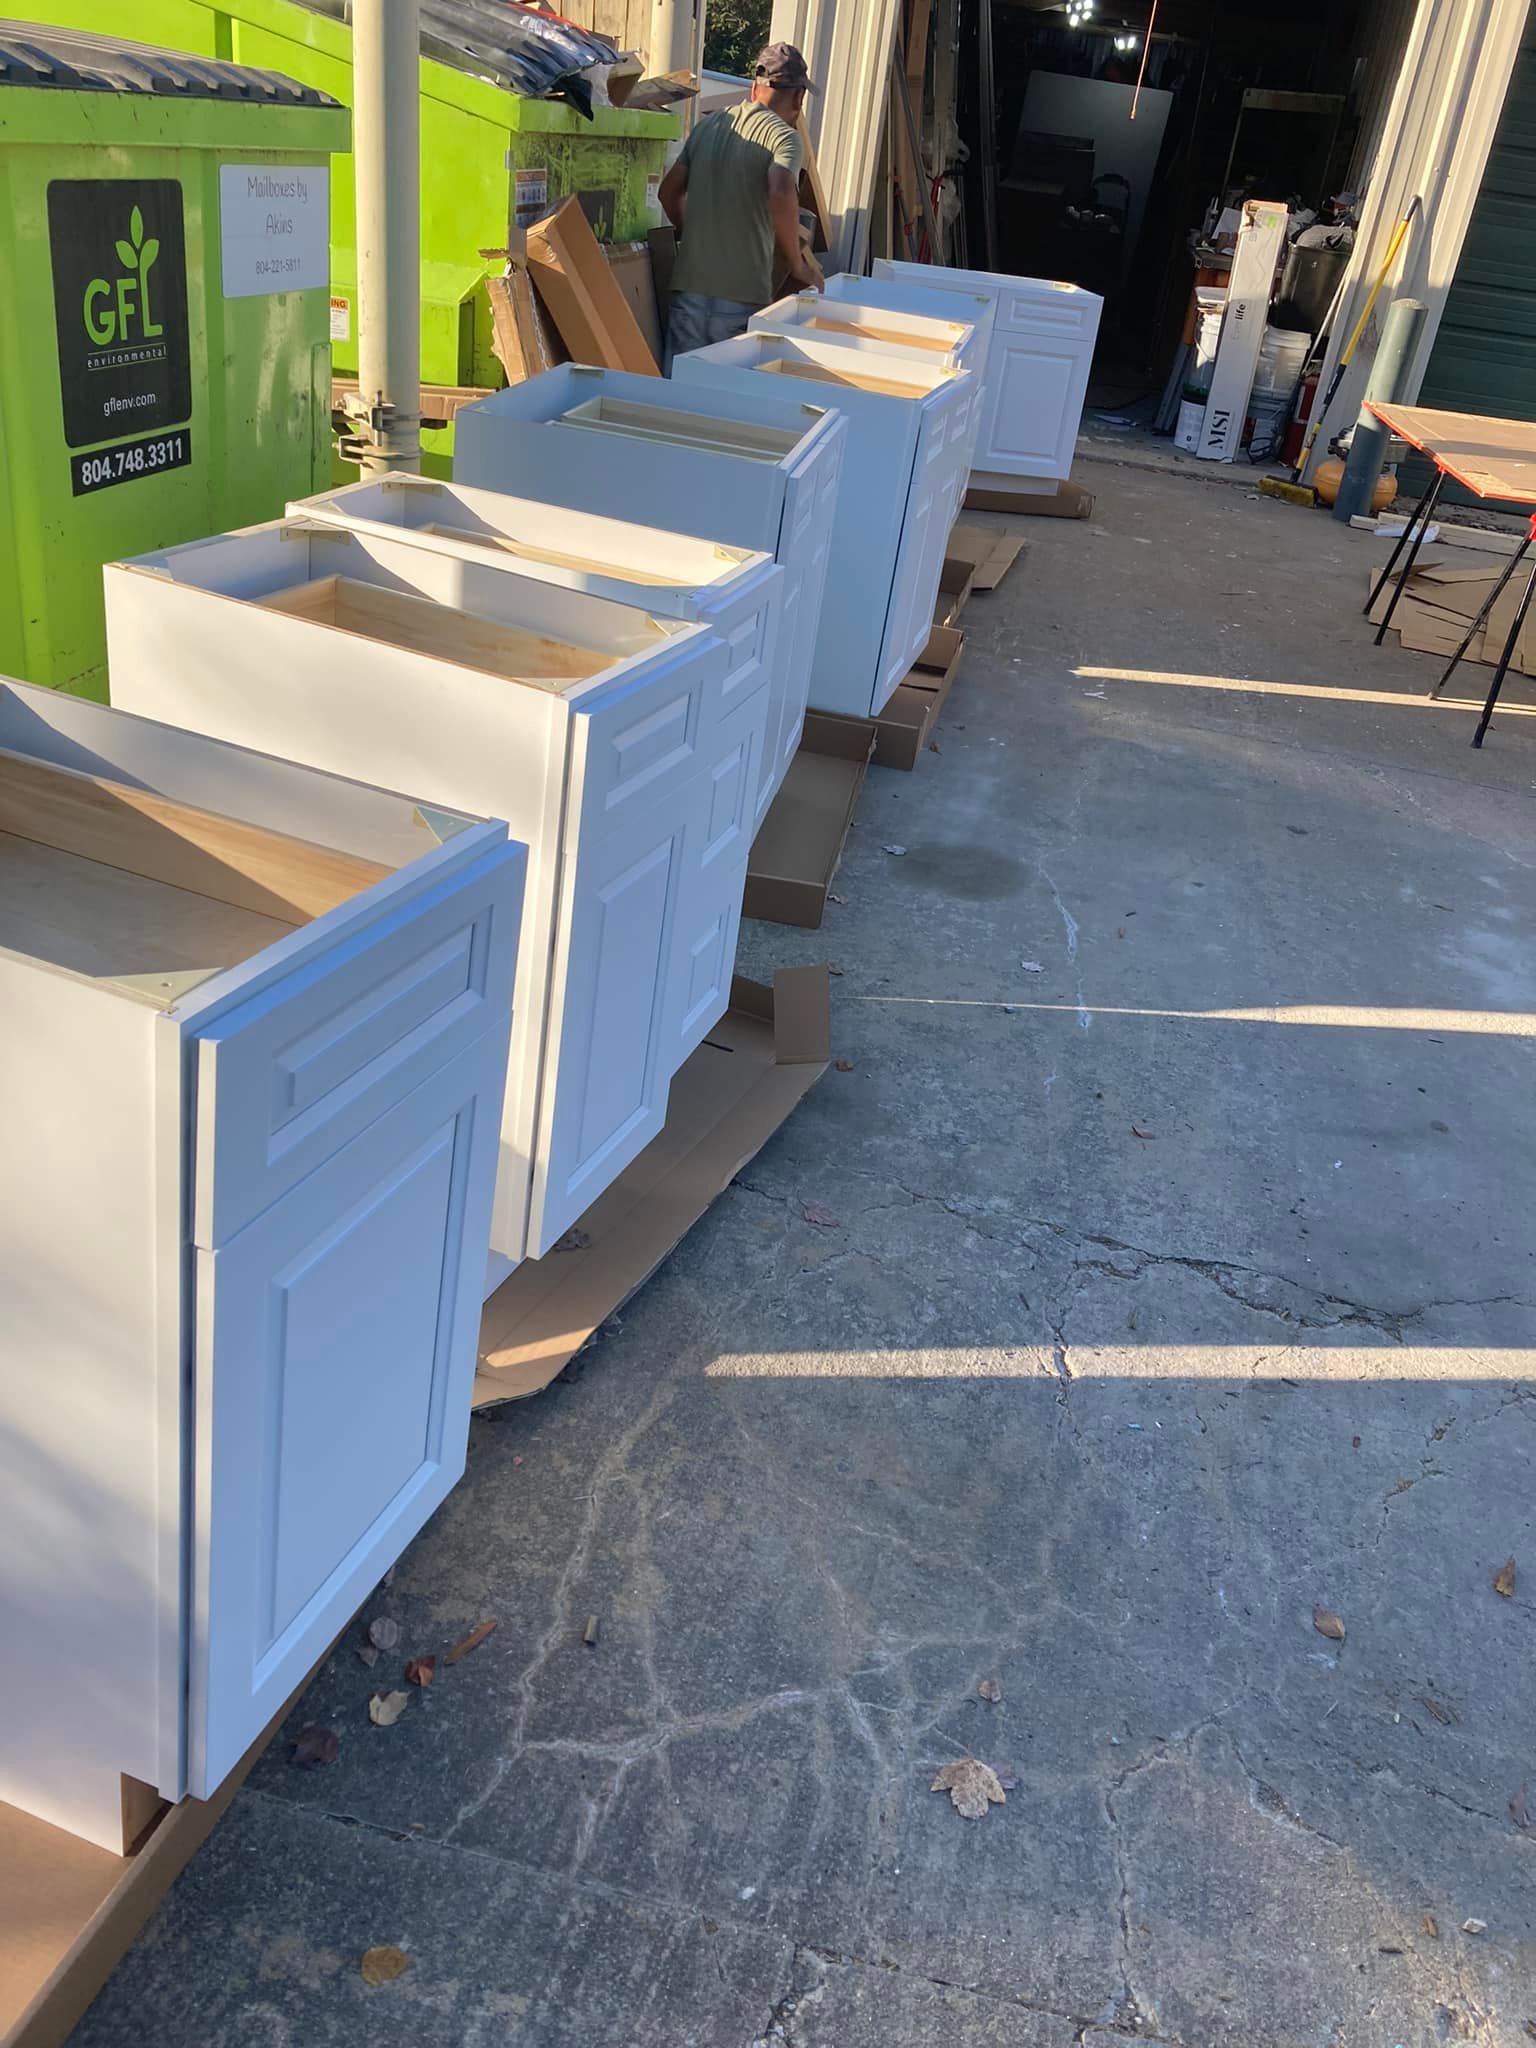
<box><xmin>868</xmin><ymin>625</ymin><xmax>966</xmax><ymax>769</ymax></box>
<box><xmin>604</xmin><ymin>241</ymin><xmax>664</xmax><ymax>368</ymax></box>
<box><xmin>474</xmin><ymin>968</ymin><xmax>830</xmax><ymax>1406</ymax></box>
<box><xmin>964</xmin><ymin>479</ymin><xmax>1095</xmax><ymax>519</ymax></box>
<box><xmin>743</xmin><ymin>713</ymin><xmax>875</xmax><ymax>929</ymax></box>
<box><xmin>524</xmin><ymin>198</ymin><xmax>660</xmax><ymax>376</ymax></box>
<box><xmin>934</xmin><ymin>553</ymin><xmax>975</xmax><ymax>627</ymax></box>
<box><xmin>945</xmin><ymin>524</ymin><xmax>1029</xmax><ymax>591</ymax></box>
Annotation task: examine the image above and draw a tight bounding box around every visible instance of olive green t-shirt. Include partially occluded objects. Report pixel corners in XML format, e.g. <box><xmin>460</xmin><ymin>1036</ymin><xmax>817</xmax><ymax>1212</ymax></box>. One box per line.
<box><xmin>670</xmin><ymin>100</ymin><xmax>804</xmax><ymax>308</ymax></box>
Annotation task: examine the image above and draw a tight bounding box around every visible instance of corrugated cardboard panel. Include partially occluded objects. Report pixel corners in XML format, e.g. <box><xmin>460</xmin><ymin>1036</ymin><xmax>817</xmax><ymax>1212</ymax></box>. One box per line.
<box><xmin>473</xmin><ymin>970</ymin><xmax>830</xmax><ymax>1406</ymax></box>
<box><xmin>945</xmin><ymin>524</ymin><xmax>1028</xmax><ymax>591</ymax></box>
<box><xmin>525</xmin><ymin>199</ymin><xmax>659</xmax><ymax>376</ymax></box>
<box><xmin>744</xmin><ymin>716</ymin><xmax>874</xmax><ymax>929</ymax></box>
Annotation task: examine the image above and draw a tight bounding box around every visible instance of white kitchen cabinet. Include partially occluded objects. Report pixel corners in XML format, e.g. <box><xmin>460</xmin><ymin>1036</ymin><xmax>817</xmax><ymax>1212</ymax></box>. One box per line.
<box><xmin>752</xmin><ymin>285</ymin><xmax>986</xmax><ymax>379</ymax></box>
<box><xmin>873</xmin><ymin>260</ymin><xmax>1102</xmax><ymax>485</ymax></box>
<box><xmin>0</xmin><ymin>677</ymin><xmax>524</xmax><ymax>1852</ymax></box>
<box><xmin>104</xmin><ymin>518</ymin><xmax>772</xmax><ymax>1273</ymax></box>
<box><xmin>824</xmin><ymin>271</ymin><xmax>997</xmax><ymax>371</ymax></box>
<box><xmin>453</xmin><ymin>364</ymin><xmax>845</xmax><ymax>821</ymax></box>
<box><xmin>673</xmin><ymin>335</ymin><xmax>975</xmax><ymax>719</ymax></box>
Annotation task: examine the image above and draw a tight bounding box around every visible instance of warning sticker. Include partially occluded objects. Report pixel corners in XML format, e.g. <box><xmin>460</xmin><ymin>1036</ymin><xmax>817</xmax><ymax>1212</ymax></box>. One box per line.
<box><xmin>513</xmin><ymin>165</ymin><xmax>550</xmax><ymax>229</ymax></box>
<box><xmin>330</xmin><ymin>295</ymin><xmax>350</xmax><ymax>342</ymax></box>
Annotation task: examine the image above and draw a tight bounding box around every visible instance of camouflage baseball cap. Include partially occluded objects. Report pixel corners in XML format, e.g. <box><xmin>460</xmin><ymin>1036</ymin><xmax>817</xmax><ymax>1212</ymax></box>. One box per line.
<box><xmin>752</xmin><ymin>41</ymin><xmax>816</xmax><ymax>91</ymax></box>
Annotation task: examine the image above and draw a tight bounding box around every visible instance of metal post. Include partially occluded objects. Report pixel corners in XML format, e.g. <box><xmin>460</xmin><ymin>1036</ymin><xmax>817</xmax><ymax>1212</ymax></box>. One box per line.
<box><xmin>353</xmin><ymin>0</ymin><xmax>420</xmax><ymax>475</ymax></box>
<box><xmin>1332</xmin><ymin>297</ymin><xmax>1426</xmax><ymax>524</ymax></box>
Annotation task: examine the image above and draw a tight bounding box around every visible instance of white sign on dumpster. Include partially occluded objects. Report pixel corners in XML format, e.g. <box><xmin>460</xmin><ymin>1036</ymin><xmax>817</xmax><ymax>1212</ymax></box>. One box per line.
<box><xmin>219</xmin><ymin>163</ymin><xmax>329</xmax><ymax>298</ymax></box>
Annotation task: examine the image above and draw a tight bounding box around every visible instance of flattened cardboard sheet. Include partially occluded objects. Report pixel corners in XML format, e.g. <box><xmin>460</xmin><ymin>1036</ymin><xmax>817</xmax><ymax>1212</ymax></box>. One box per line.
<box><xmin>934</xmin><ymin>554</ymin><xmax>974</xmax><ymax>627</ymax></box>
<box><xmin>473</xmin><ymin>969</ymin><xmax>830</xmax><ymax>1406</ymax></box>
<box><xmin>945</xmin><ymin>524</ymin><xmax>1028</xmax><ymax>591</ymax></box>
<box><xmin>744</xmin><ymin>714</ymin><xmax>874</xmax><ymax>929</ymax></box>
<box><xmin>524</xmin><ymin>198</ymin><xmax>659</xmax><ymax>376</ymax></box>
<box><xmin>604</xmin><ymin>242</ymin><xmax>664</xmax><ymax>367</ymax></box>
<box><xmin>964</xmin><ymin>479</ymin><xmax>1094</xmax><ymax>519</ymax></box>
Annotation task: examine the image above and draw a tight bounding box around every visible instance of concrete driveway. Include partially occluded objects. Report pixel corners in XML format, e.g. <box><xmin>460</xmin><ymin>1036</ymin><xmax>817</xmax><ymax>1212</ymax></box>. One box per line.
<box><xmin>74</xmin><ymin>457</ymin><xmax>1536</xmax><ymax>2047</ymax></box>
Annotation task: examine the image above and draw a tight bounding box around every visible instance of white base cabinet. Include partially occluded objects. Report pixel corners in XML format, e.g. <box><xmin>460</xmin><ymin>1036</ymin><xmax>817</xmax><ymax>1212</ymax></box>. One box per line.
<box><xmin>0</xmin><ymin>679</ymin><xmax>524</xmax><ymax>1851</ymax></box>
<box><xmin>872</xmin><ymin>260</ymin><xmax>1102</xmax><ymax>483</ymax></box>
<box><xmin>823</xmin><ymin>271</ymin><xmax>997</xmax><ymax>369</ymax></box>
<box><xmin>105</xmin><ymin>519</ymin><xmax>773</xmax><ymax>1269</ymax></box>
<box><xmin>452</xmin><ymin>364</ymin><xmax>845</xmax><ymax>820</ymax></box>
<box><xmin>672</xmin><ymin>335</ymin><xmax>975</xmax><ymax>719</ymax></box>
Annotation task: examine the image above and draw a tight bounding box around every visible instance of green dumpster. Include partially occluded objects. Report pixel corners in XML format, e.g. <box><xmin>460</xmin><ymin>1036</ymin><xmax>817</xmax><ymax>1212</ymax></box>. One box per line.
<box><xmin>0</xmin><ymin>22</ymin><xmax>348</xmax><ymax>697</ymax></box>
<box><xmin>8</xmin><ymin>0</ymin><xmax>681</xmax><ymax>475</ymax></box>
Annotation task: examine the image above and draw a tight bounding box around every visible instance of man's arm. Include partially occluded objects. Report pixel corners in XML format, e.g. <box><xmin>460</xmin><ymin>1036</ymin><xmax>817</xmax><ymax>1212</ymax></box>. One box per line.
<box><xmin>767</xmin><ymin>164</ymin><xmax>819</xmax><ymax>290</ymax></box>
<box><xmin>658</xmin><ymin>156</ymin><xmax>688</xmax><ymax>232</ymax></box>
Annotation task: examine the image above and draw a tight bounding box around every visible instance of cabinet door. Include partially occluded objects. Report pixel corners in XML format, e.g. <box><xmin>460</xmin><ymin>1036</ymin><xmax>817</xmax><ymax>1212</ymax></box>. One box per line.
<box><xmin>976</xmin><ymin>288</ymin><xmax>1100</xmax><ymax>480</ymax></box>
<box><xmin>667</xmin><ymin>686</ymin><xmax>769</xmax><ymax>1064</ymax></box>
<box><xmin>188</xmin><ymin>1019</ymin><xmax>512</xmax><ymax>1798</ymax></box>
<box><xmin>872</xmin><ymin>376</ymin><xmax>973</xmax><ymax>712</ymax></box>
<box><xmin>761</xmin><ymin>418</ymin><xmax>844</xmax><ymax>815</ymax></box>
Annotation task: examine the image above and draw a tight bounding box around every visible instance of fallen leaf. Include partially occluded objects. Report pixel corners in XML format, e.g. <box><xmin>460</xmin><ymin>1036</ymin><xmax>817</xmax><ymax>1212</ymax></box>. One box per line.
<box><xmin>929</xmin><ymin>740</ymin><xmax>942</xmax><ymax>754</ymax></box>
<box><xmin>1351</xmin><ymin>1435</ymin><xmax>1362</xmax><ymax>1450</ymax></box>
<box><xmin>882</xmin><ymin>843</ymin><xmax>908</xmax><ymax>857</ymax></box>
<box><xmin>1127</xmin><ymin>1308</ymin><xmax>1138</xmax><ymax>1331</ymax></box>
<box><xmin>1313</xmin><ymin>1606</ymin><xmax>1346</xmax><ymax>1643</ymax></box>
<box><xmin>931</xmin><ymin>1758</ymin><xmax>1006</xmax><ymax>1820</ymax></box>
<box><xmin>1423</xmin><ymin>1914</ymin><xmax>1439</xmax><ymax>1938</ymax></box>
<box><xmin>1512</xmin><ymin>1784</ymin><xmax>1533</xmax><ymax>1833</ymax></box>
<box><xmin>1462</xmin><ymin>1917</ymin><xmax>1487</xmax><ymax>1936</ymax></box>
<box><xmin>991</xmin><ymin>1760</ymin><xmax>1020</xmax><ymax>1791</ymax></box>
<box><xmin>404</xmin><ymin>1655</ymin><xmax>436</xmax><ymax>1689</ymax></box>
<box><xmin>827</xmin><ymin>962</ymin><xmax>844</xmax><ymax>976</ymax></box>
<box><xmin>582</xmin><ymin>1614</ymin><xmax>600</xmax><ymax>1647</ymax></box>
<box><xmin>977</xmin><ymin>1677</ymin><xmax>1002</xmax><ymax>1704</ymax></box>
<box><xmin>554</xmin><ymin>1227</ymin><xmax>591</xmax><ymax>1252</ymax></box>
<box><xmin>1420</xmin><ymin>1696</ymin><xmax>1457</xmax><ymax>1726</ymax></box>
<box><xmin>1130</xmin><ymin>1126</ymin><xmax>1155</xmax><ymax>1140</ymax></box>
<box><xmin>444</xmin><ymin>1620</ymin><xmax>497</xmax><ymax>1666</ymax></box>
<box><xmin>828</xmin><ymin>892</ymin><xmax>847</xmax><ymax>906</ymax></box>
<box><xmin>834</xmin><ymin>1059</ymin><xmax>855</xmax><ymax>1073</ymax></box>
<box><xmin>367</xmin><ymin>1617</ymin><xmax>400</xmax><ymax>1652</ymax></box>
<box><xmin>357</xmin><ymin>1643</ymin><xmax>379</xmax><ymax>1668</ymax></box>
<box><xmin>290</xmin><ymin>1725</ymin><xmax>339</xmax><ymax>1769</ymax></box>
<box><xmin>801</xmin><ymin>1203</ymin><xmax>841</xmax><ymax>1229</ymax></box>
<box><xmin>1494</xmin><ymin>1556</ymin><xmax>1517</xmax><ymax>1598</ymax></box>
<box><xmin>368</xmin><ymin>1690</ymin><xmax>410</xmax><ymax>1728</ymax></box>
<box><xmin>360</xmin><ymin>1946</ymin><xmax>410</xmax><ymax>1986</ymax></box>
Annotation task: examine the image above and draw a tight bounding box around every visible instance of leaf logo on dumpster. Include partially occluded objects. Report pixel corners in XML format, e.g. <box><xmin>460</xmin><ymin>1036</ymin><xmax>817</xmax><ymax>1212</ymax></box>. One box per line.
<box><xmin>83</xmin><ymin>204</ymin><xmax>164</xmax><ymax>348</ymax></box>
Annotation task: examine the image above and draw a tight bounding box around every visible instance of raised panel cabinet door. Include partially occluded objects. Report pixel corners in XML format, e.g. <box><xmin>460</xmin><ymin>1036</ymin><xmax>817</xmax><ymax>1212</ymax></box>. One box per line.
<box><xmin>976</xmin><ymin>291</ymin><xmax>1100</xmax><ymax>479</ymax></box>
<box><xmin>667</xmin><ymin>687</ymin><xmax>769</xmax><ymax>1063</ymax></box>
<box><xmin>188</xmin><ymin>1019</ymin><xmax>513</xmax><ymax>1798</ymax></box>
<box><xmin>872</xmin><ymin>376</ymin><xmax>974</xmax><ymax>710</ymax></box>
<box><xmin>191</xmin><ymin>844</ymin><xmax>524</xmax><ymax>1248</ymax></box>
<box><xmin>524</xmin><ymin>805</ymin><xmax>686</xmax><ymax>1257</ymax></box>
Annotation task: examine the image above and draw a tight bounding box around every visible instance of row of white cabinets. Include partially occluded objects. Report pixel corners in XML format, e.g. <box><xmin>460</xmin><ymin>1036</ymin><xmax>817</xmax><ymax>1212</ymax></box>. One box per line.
<box><xmin>0</xmin><ymin>678</ymin><xmax>524</xmax><ymax>1850</ymax></box>
<box><xmin>104</xmin><ymin>515</ymin><xmax>781</xmax><ymax>1275</ymax></box>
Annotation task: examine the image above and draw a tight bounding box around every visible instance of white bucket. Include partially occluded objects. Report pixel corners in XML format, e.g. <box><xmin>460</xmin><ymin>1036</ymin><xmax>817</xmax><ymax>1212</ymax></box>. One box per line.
<box><xmin>1175</xmin><ymin>398</ymin><xmax>1205</xmax><ymax>453</ymax></box>
<box><xmin>1252</xmin><ymin>325</ymin><xmax>1310</xmax><ymax>394</ymax></box>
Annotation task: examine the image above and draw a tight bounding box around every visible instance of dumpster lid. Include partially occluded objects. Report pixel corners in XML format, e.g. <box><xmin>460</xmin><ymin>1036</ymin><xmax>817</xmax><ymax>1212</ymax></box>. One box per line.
<box><xmin>292</xmin><ymin>0</ymin><xmax>617</xmax><ymax>112</ymax></box>
<box><xmin>0</xmin><ymin>20</ymin><xmax>342</xmax><ymax>105</ymax></box>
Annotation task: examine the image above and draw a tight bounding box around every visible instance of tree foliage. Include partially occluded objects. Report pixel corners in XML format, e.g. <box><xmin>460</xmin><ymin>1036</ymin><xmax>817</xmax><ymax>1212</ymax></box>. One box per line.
<box><xmin>703</xmin><ymin>0</ymin><xmax>772</xmax><ymax>78</ymax></box>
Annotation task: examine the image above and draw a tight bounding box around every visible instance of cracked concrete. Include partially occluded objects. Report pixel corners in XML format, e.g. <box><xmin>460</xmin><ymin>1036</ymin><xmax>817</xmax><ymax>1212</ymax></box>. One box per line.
<box><xmin>71</xmin><ymin>458</ymin><xmax>1536</xmax><ymax>2046</ymax></box>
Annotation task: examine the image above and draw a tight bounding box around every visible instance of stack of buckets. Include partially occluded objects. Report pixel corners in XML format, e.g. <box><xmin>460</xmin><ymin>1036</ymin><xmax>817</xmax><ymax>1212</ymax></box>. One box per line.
<box><xmin>1175</xmin><ymin>296</ymin><xmax>1309</xmax><ymax>461</ymax></box>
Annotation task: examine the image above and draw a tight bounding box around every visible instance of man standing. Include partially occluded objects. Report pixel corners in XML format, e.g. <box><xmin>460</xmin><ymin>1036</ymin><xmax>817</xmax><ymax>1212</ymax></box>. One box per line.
<box><xmin>658</xmin><ymin>42</ymin><xmax>822</xmax><ymax>367</ymax></box>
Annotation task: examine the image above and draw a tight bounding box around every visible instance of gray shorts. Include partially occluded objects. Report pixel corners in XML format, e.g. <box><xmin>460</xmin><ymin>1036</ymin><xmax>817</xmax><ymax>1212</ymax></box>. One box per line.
<box><xmin>664</xmin><ymin>291</ymin><xmax>756</xmax><ymax>370</ymax></box>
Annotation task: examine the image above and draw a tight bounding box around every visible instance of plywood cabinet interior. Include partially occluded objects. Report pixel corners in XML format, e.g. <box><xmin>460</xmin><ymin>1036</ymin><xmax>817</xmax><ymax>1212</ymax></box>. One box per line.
<box><xmin>453</xmin><ymin>365</ymin><xmax>845</xmax><ymax>821</ymax></box>
<box><xmin>0</xmin><ymin>679</ymin><xmax>524</xmax><ymax>1852</ymax></box>
<box><xmin>673</xmin><ymin>334</ymin><xmax>975</xmax><ymax>719</ymax></box>
<box><xmin>104</xmin><ymin>517</ymin><xmax>775</xmax><ymax>1269</ymax></box>
<box><xmin>752</xmin><ymin>287</ymin><xmax>984</xmax><ymax>378</ymax></box>
<box><xmin>873</xmin><ymin>260</ymin><xmax>1102</xmax><ymax>485</ymax></box>
<box><xmin>824</xmin><ymin>272</ymin><xmax>997</xmax><ymax>370</ymax></box>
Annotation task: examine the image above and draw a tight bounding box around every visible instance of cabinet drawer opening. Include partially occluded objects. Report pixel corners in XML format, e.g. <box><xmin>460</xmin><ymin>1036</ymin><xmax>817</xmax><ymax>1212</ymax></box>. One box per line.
<box><xmin>557</xmin><ymin>395</ymin><xmax>802</xmax><ymax>462</ymax></box>
<box><xmin>0</xmin><ymin>748</ymin><xmax>396</xmax><ymax>1007</ymax></box>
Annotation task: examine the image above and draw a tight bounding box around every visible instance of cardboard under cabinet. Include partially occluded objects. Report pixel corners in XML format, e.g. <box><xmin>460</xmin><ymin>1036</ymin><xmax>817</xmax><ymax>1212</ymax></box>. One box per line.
<box><xmin>474</xmin><ymin>968</ymin><xmax>831</xmax><ymax>1406</ymax></box>
<box><xmin>743</xmin><ymin>712</ymin><xmax>875</xmax><ymax>929</ymax></box>
<box><xmin>945</xmin><ymin>524</ymin><xmax>1029</xmax><ymax>591</ymax></box>
<box><xmin>964</xmin><ymin>478</ymin><xmax>1095</xmax><ymax>520</ymax></box>
<box><xmin>673</xmin><ymin>333</ymin><xmax>976</xmax><ymax>721</ymax></box>
<box><xmin>867</xmin><ymin>626</ymin><xmax>967</xmax><ymax>769</ymax></box>
<box><xmin>105</xmin><ymin>518</ymin><xmax>774</xmax><ymax>1271</ymax></box>
<box><xmin>0</xmin><ymin>679</ymin><xmax>524</xmax><ymax>1858</ymax></box>
<box><xmin>935</xmin><ymin>553</ymin><xmax>975</xmax><ymax>626</ymax></box>
<box><xmin>454</xmin><ymin>364</ymin><xmax>846</xmax><ymax>828</ymax></box>
<box><xmin>874</xmin><ymin>259</ymin><xmax>1102</xmax><ymax>485</ymax></box>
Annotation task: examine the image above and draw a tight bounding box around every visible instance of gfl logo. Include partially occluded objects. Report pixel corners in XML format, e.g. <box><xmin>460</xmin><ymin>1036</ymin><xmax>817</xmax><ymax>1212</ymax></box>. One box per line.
<box><xmin>83</xmin><ymin>204</ymin><xmax>162</xmax><ymax>347</ymax></box>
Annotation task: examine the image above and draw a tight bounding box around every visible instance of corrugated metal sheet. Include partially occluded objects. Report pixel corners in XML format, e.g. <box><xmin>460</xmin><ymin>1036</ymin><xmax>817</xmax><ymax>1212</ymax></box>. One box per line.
<box><xmin>1416</xmin><ymin>27</ymin><xmax>1536</xmax><ymax>421</ymax></box>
